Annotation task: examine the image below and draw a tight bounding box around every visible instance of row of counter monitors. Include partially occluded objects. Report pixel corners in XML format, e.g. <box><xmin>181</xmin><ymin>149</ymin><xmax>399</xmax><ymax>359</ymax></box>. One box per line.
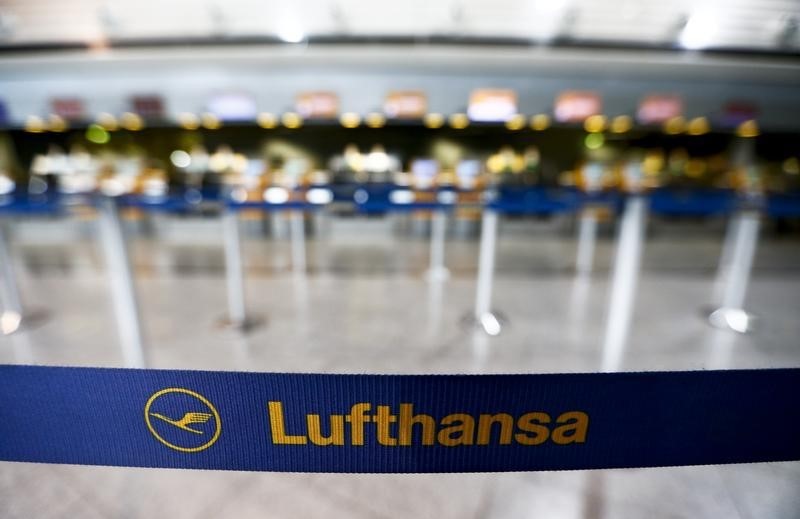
<box><xmin>0</xmin><ymin>149</ymin><xmax>799</xmax><ymax>370</ymax></box>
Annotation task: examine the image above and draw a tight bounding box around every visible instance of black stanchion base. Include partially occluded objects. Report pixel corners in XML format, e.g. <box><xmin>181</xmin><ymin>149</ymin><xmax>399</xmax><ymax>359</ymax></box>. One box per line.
<box><xmin>217</xmin><ymin>315</ymin><xmax>265</xmax><ymax>333</ymax></box>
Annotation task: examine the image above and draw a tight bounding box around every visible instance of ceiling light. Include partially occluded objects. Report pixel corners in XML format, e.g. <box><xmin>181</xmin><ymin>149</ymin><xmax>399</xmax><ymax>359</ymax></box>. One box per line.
<box><xmin>663</xmin><ymin>116</ymin><xmax>686</xmax><ymax>135</ymax></box>
<box><xmin>530</xmin><ymin>114</ymin><xmax>551</xmax><ymax>131</ymax></box>
<box><xmin>448</xmin><ymin>113</ymin><xmax>469</xmax><ymax>129</ymax></box>
<box><xmin>679</xmin><ymin>12</ymin><xmax>718</xmax><ymax>50</ymax></box>
<box><xmin>178</xmin><ymin>113</ymin><xmax>200</xmax><ymax>130</ymax></box>
<box><xmin>170</xmin><ymin>150</ymin><xmax>191</xmax><ymax>169</ymax></box>
<box><xmin>365</xmin><ymin>113</ymin><xmax>386</xmax><ymax>128</ymax></box>
<box><xmin>736</xmin><ymin>120</ymin><xmax>759</xmax><ymax>138</ymax></box>
<box><xmin>24</xmin><ymin>116</ymin><xmax>46</xmax><ymax>133</ymax></box>
<box><xmin>610</xmin><ymin>115</ymin><xmax>633</xmax><ymax>134</ymax></box>
<box><xmin>281</xmin><ymin>112</ymin><xmax>303</xmax><ymax>129</ymax></box>
<box><xmin>687</xmin><ymin>117</ymin><xmax>710</xmax><ymax>136</ymax></box>
<box><xmin>583</xmin><ymin>115</ymin><xmax>607</xmax><ymax>133</ymax></box>
<box><xmin>201</xmin><ymin>112</ymin><xmax>221</xmax><ymax>130</ymax></box>
<box><xmin>277</xmin><ymin>25</ymin><xmax>305</xmax><ymax>43</ymax></box>
<box><xmin>120</xmin><ymin>112</ymin><xmax>143</xmax><ymax>131</ymax></box>
<box><xmin>257</xmin><ymin>112</ymin><xmax>277</xmax><ymax>129</ymax></box>
<box><xmin>424</xmin><ymin>113</ymin><xmax>444</xmax><ymax>129</ymax></box>
<box><xmin>504</xmin><ymin>114</ymin><xmax>525</xmax><ymax>131</ymax></box>
<box><xmin>340</xmin><ymin>112</ymin><xmax>361</xmax><ymax>128</ymax></box>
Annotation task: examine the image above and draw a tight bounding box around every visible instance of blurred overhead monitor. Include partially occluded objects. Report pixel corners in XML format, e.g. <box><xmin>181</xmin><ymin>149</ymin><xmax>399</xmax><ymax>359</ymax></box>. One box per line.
<box><xmin>637</xmin><ymin>94</ymin><xmax>683</xmax><ymax>124</ymax></box>
<box><xmin>131</xmin><ymin>95</ymin><xmax>165</xmax><ymax>118</ymax></box>
<box><xmin>51</xmin><ymin>97</ymin><xmax>85</xmax><ymax>121</ymax></box>
<box><xmin>207</xmin><ymin>92</ymin><xmax>257</xmax><ymax>121</ymax></box>
<box><xmin>296</xmin><ymin>92</ymin><xmax>339</xmax><ymax>119</ymax></box>
<box><xmin>719</xmin><ymin>100</ymin><xmax>758</xmax><ymax>127</ymax></box>
<box><xmin>468</xmin><ymin>89</ymin><xmax>518</xmax><ymax>122</ymax></box>
<box><xmin>554</xmin><ymin>91</ymin><xmax>601</xmax><ymax>123</ymax></box>
<box><xmin>384</xmin><ymin>91</ymin><xmax>427</xmax><ymax>119</ymax></box>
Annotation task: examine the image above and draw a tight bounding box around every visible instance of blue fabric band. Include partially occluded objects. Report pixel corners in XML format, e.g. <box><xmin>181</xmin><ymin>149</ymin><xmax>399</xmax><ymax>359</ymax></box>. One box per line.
<box><xmin>0</xmin><ymin>365</ymin><xmax>797</xmax><ymax>473</ymax></box>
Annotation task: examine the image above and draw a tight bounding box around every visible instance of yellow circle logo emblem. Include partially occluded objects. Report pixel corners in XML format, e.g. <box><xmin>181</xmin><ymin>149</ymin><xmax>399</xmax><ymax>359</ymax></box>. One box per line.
<box><xmin>144</xmin><ymin>388</ymin><xmax>221</xmax><ymax>453</ymax></box>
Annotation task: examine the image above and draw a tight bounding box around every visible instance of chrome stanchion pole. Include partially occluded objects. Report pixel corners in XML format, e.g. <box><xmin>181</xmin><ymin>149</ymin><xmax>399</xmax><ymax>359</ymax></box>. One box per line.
<box><xmin>97</xmin><ymin>197</ymin><xmax>146</xmax><ymax>368</ymax></box>
<box><xmin>290</xmin><ymin>210</ymin><xmax>306</xmax><ymax>275</ymax></box>
<box><xmin>707</xmin><ymin>137</ymin><xmax>760</xmax><ymax>333</ymax></box>
<box><xmin>427</xmin><ymin>209</ymin><xmax>449</xmax><ymax>281</ymax></box>
<box><xmin>0</xmin><ymin>221</ymin><xmax>23</xmax><ymax>335</ymax></box>
<box><xmin>601</xmin><ymin>196</ymin><xmax>646</xmax><ymax>372</ymax></box>
<box><xmin>708</xmin><ymin>211</ymin><xmax>759</xmax><ymax>333</ymax></box>
<box><xmin>222</xmin><ymin>208</ymin><xmax>248</xmax><ymax>328</ymax></box>
<box><xmin>721</xmin><ymin>212</ymin><xmax>759</xmax><ymax>311</ymax></box>
<box><xmin>575</xmin><ymin>208</ymin><xmax>598</xmax><ymax>275</ymax></box>
<box><xmin>472</xmin><ymin>209</ymin><xmax>502</xmax><ymax>335</ymax></box>
<box><xmin>710</xmin><ymin>215</ymin><xmax>741</xmax><ymax>308</ymax></box>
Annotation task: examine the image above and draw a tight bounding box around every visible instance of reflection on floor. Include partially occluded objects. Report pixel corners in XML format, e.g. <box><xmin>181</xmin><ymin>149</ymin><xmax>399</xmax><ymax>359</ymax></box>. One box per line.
<box><xmin>1</xmin><ymin>214</ymin><xmax>799</xmax><ymax>518</ymax></box>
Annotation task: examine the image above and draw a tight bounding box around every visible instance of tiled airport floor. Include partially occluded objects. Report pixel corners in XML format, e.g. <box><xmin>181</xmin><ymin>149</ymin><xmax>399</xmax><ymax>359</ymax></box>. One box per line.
<box><xmin>1</xmin><ymin>214</ymin><xmax>800</xmax><ymax>518</ymax></box>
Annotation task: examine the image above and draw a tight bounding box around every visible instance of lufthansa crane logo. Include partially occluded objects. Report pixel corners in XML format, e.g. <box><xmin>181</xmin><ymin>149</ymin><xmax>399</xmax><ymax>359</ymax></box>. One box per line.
<box><xmin>144</xmin><ymin>388</ymin><xmax>221</xmax><ymax>452</ymax></box>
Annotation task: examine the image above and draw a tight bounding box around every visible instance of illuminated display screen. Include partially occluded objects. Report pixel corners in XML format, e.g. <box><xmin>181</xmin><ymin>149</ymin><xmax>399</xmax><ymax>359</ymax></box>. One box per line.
<box><xmin>468</xmin><ymin>89</ymin><xmax>518</xmax><ymax>122</ymax></box>
<box><xmin>51</xmin><ymin>97</ymin><xmax>85</xmax><ymax>120</ymax></box>
<box><xmin>637</xmin><ymin>94</ymin><xmax>683</xmax><ymax>124</ymax></box>
<box><xmin>131</xmin><ymin>95</ymin><xmax>165</xmax><ymax>118</ymax></box>
<box><xmin>554</xmin><ymin>91</ymin><xmax>601</xmax><ymax>122</ymax></box>
<box><xmin>384</xmin><ymin>91</ymin><xmax>428</xmax><ymax>119</ymax></box>
<box><xmin>296</xmin><ymin>92</ymin><xmax>339</xmax><ymax>119</ymax></box>
<box><xmin>720</xmin><ymin>100</ymin><xmax>758</xmax><ymax>126</ymax></box>
<box><xmin>207</xmin><ymin>92</ymin><xmax>257</xmax><ymax>121</ymax></box>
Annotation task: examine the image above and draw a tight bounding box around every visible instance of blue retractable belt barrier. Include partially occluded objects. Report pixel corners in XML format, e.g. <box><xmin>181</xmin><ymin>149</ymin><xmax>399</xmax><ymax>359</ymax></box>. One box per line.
<box><xmin>0</xmin><ymin>365</ymin><xmax>798</xmax><ymax>473</ymax></box>
<box><xmin>488</xmin><ymin>186</ymin><xmax>582</xmax><ymax>215</ymax></box>
<box><xmin>648</xmin><ymin>188</ymin><xmax>737</xmax><ymax>217</ymax></box>
<box><xmin>0</xmin><ymin>194</ymin><xmax>63</xmax><ymax>215</ymax></box>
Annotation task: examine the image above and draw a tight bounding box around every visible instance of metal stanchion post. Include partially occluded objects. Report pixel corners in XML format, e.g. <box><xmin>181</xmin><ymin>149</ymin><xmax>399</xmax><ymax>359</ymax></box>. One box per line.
<box><xmin>601</xmin><ymin>196</ymin><xmax>646</xmax><ymax>372</ymax></box>
<box><xmin>575</xmin><ymin>208</ymin><xmax>598</xmax><ymax>275</ymax></box>
<box><xmin>221</xmin><ymin>208</ymin><xmax>249</xmax><ymax>329</ymax></box>
<box><xmin>0</xmin><ymin>221</ymin><xmax>23</xmax><ymax>335</ymax></box>
<box><xmin>97</xmin><ymin>197</ymin><xmax>146</xmax><ymax>368</ymax></box>
<box><xmin>290</xmin><ymin>210</ymin><xmax>306</xmax><ymax>275</ymax></box>
<box><xmin>708</xmin><ymin>211</ymin><xmax>759</xmax><ymax>333</ymax></box>
<box><xmin>470</xmin><ymin>209</ymin><xmax>503</xmax><ymax>335</ymax></box>
<box><xmin>710</xmin><ymin>215</ymin><xmax>741</xmax><ymax>307</ymax></box>
<box><xmin>427</xmin><ymin>209</ymin><xmax>449</xmax><ymax>281</ymax></box>
<box><xmin>707</xmin><ymin>136</ymin><xmax>760</xmax><ymax>333</ymax></box>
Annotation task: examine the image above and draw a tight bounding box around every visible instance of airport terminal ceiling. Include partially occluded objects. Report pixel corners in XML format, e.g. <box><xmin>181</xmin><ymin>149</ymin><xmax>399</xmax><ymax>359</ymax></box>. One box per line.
<box><xmin>0</xmin><ymin>0</ymin><xmax>799</xmax><ymax>132</ymax></box>
<box><xmin>0</xmin><ymin>0</ymin><xmax>799</xmax><ymax>52</ymax></box>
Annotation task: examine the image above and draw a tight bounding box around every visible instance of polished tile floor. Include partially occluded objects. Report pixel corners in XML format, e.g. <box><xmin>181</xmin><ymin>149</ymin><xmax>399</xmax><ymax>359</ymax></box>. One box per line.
<box><xmin>1</xmin><ymin>213</ymin><xmax>799</xmax><ymax>518</ymax></box>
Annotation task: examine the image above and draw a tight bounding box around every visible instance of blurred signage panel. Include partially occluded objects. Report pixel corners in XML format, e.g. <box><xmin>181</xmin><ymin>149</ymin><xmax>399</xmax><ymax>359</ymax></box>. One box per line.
<box><xmin>296</xmin><ymin>92</ymin><xmax>339</xmax><ymax>119</ymax></box>
<box><xmin>637</xmin><ymin>94</ymin><xmax>683</xmax><ymax>124</ymax></box>
<box><xmin>554</xmin><ymin>91</ymin><xmax>601</xmax><ymax>122</ymax></box>
<box><xmin>720</xmin><ymin>100</ymin><xmax>758</xmax><ymax>126</ymax></box>
<box><xmin>208</xmin><ymin>92</ymin><xmax>257</xmax><ymax>121</ymax></box>
<box><xmin>131</xmin><ymin>95</ymin><xmax>165</xmax><ymax>118</ymax></box>
<box><xmin>384</xmin><ymin>91</ymin><xmax>427</xmax><ymax>119</ymax></box>
<box><xmin>51</xmin><ymin>97</ymin><xmax>85</xmax><ymax>120</ymax></box>
<box><xmin>468</xmin><ymin>89</ymin><xmax>518</xmax><ymax>122</ymax></box>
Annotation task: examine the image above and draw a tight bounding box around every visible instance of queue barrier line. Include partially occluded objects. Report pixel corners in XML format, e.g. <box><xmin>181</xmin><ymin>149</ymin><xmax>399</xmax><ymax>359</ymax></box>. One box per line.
<box><xmin>0</xmin><ymin>365</ymin><xmax>798</xmax><ymax>473</ymax></box>
<box><xmin>1</xmin><ymin>187</ymin><xmax>797</xmax><ymax>217</ymax></box>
